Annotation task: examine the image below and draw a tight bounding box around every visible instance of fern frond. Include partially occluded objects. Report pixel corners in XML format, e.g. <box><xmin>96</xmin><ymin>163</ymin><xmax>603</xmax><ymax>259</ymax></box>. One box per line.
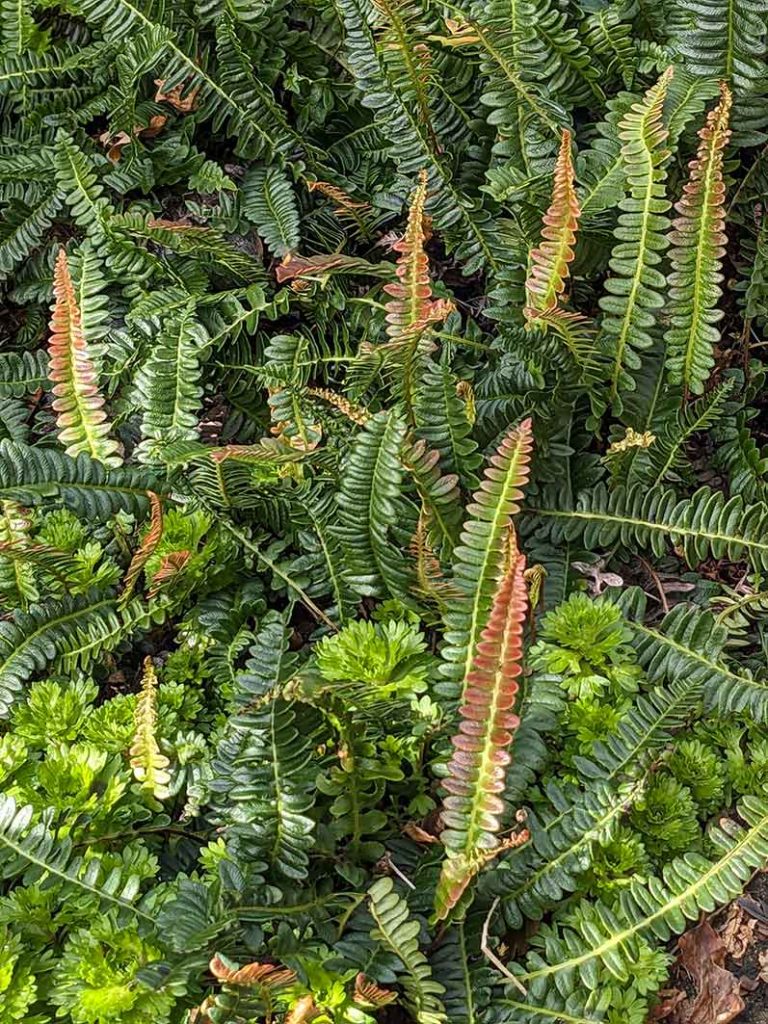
<box><xmin>0</xmin><ymin>351</ymin><xmax>49</xmax><ymax>398</ymax></box>
<box><xmin>524</xmin><ymin>129</ymin><xmax>580</xmax><ymax>317</ymax></box>
<box><xmin>0</xmin><ymin>590</ymin><xmax>152</xmax><ymax>716</ymax></box>
<box><xmin>385</xmin><ymin>171</ymin><xmax>444</xmax><ymax>340</ymax></box>
<box><xmin>414</xmin><ymin>360</ymin><xmax>481</xmax><ymax>489</ymax></box>
<box><xmin>133</xmin><ymin>306</ymin><xmax>208</xmax><ymax>461</ymax></box>
<box><xmin>435</xmin><ymin>536</ymin><xmax>528</xmax><ymax>921</ymax></box>
<box><xmin>0</xmin><ymin>441</ymin><xmax>162</xmax><ymax>518</ymax></box>
<box><xmin>368</xmin><ymin>877</ymin><xmax>447</xmax><ymax>1024</ymax></box>
<box><xmin>514</xmin><ymin>795</ymin><xmax>768</xmax><ymax>999</ymax></box>
<box><xmin>335</xmin><ymin>409</ymin><xmax>414</xmax><ymax>601</ymax></box>
<box><xmin>121</xmin><ymin>492</ymin><xmax>164</xmax><ymax>605</ymax></box>
<box><xmin>670</xmin><ymin>0</ymin><xmax>768</xmax><ymax>146</ymax></box>
<box><xmin>48</xmin><ymin>248</ymin><xmax>121</xmax><ymax>466</ymax></box>
<box><xmin>0</xmin><ymin>793</ymin><xmax>154</xmax><ymax>921</ymax></box>
<box><xmin>438</xmin><ymin>418</ymin><xmax>533</xmax><ymax>701</ymax></box>
<box><xmin>242</xmin><ymin>165</ymin><xmax>300</xmax><ymax>257</ymax></box>
<box><xmin>354</xmin><ymin>973</ymin><xmax>396</xmax><ymax>1009</ymax></box>
<box><xmin>0</xmin><ymin>192</ymin><xmax>62</xmax><ymax>281</ymax></box>
<box><xmin>402</xmin><ymin>438</ymin><xmax>462</xmax><ymax>554</ymax></box>
<box><xmin>628</xmin><ymin>601</ymin><xmax>768</xmax><ymax>722</ymax></box>
<box><xmin>210</xmin><ymin>615</ymin><xmax>320</xmax><ymax>880</ymax></box>
<box><xmin>665</xmin><ymin>83</ymin><xmax>732</xmax><ymax>396</ymax></box>
<box><xmin>129</xmin><ymin>657</ymin><xmax>171</xmax><ymax>799</ymax></box>
<box><xmin>532</xmin><ymin>482</ymin><xmax>768</xmax><ymax>575</ymax></box>
<box><xmin>599</xmin><ymin>67</ymin><xmax>673</xmax><ymax>413</ymax></box>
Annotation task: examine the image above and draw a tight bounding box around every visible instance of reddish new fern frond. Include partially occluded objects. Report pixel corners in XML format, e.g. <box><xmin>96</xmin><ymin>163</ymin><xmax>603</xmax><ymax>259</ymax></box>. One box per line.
<box><xmin>435</xmin><ymin>532</ymin><xmax>529</xmax><ymax>920</ymax></box>
<box><xmin>209</xmin><ymin>955</ymin><xmax>297</xmax><ymax>989</ymax></box>
<box><xmin>121</xmin><ymin>492</ymin><xmax>163</xmax><ymax>606</ymax></box>
<box><xmin>306</xmin><ymin>386</ymin><xmax>370</xmax><ymax>426</ymax></box>
<box><xmin>409</xmin><ymin>510</ymin><xmax>461</xmax><ymax>607</ymax></box>
<box><xmin>383</xmin><ymin>170</ymin><xmax>451</xmax><ymax>343</ymax></box>
<box><xmin>49</xmin><ymin>249</ymin><xmax>121</xmax><ymax>466</ymax></box>
<box><xmin>665</xmin><ymin>82</ymin><xmax>733</xmax><ymax>397</ymax></box>
<box><xmin>524</xmin><ymin>129</ymin><xmax>580</xmax><ymax>318</ymax></box>
<box><xmin>353</xmin><ymin>974</ymin><xmax>397</xmax><ymax>1009</ymax></box>
<box><xmin>147</xmin><ymin>550</ymin><xmax>190</xmax><ymax>598</ymax></box>
<box><xmin>306</xmin><ymin>181</ymin><xmax>371</xmax><ymax>220</ymax></box>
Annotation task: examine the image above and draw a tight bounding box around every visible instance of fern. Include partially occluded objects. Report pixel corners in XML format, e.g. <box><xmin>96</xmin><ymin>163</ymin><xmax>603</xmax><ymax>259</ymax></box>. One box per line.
<box><xmin>670</xmin><ymin>0</ymin><xmax>768</xmax><ymax>146</ymax></box>
<box><xmin>129</xmin><ymin>657</ymin><xmax>171</xmax><ymax>799</ymax></box>
<box><xmin>48</xmin><ymin>248</ymin><xmax>121</xmax><ymax>466</ymax></box>
<box><xmin>665</xmin><ymin>84</ymin><xmax>732</xmax><ymax>396</ymax></box>
<box><xmin>0</xmin><ymin>590</ymin><xmax>152</xmax><ymax>716</ymax></box>
<box><xmin>133</xmin><ymin>305</ymin><xmax>208</xmax><ymax>460</ymax></box>
<box><xmin>514</xmin><ymin>795</ymin><xmax>768</xmax><ymax>999</ymax></box>
<box><xmin>0</xmin><ymin>192</ymin><xmax>62</xmax><ymax>280</ymax></box>
<box><xmin>368</xmin><ymin>878</ymin><xmax>447</xmax><ymax>1024</ymax></box>
<box><xmin>210</xmin><ymin>615</ymin><xmax>320</xmax><ymax>880</ymax></box>
<box><xmin>599</xmin><ymin>67</ymin><xmax>673</xmax><ymax>413</ymax></box>
<box><xmin>438</xmin><ymin>419</ymin><xmax>533</xmax><ymax>701</ymax></box>
<box><xmin>335</xmin><ymin>409</ymin><xmax>414</xmax><ymax>601</ymax></box>
<box><xmin>0</xmin><ymin>793</ymin><xmax>154</xmax><ymax>921</ymax></box>
<box><xmin>120</xmin><ymin>491</ymin><xmax>164</xmax><ymax>604</ymax></box>
<box><xmin>532</xmin><ymin>481</ymin><xmax>768</xmax><ymax>574</ymax></box>
<box><xmin>241</xmin><ymin>165</ymin><xmax>300</xmax><ymax>257</ymax></box>
<box><xmin>0</xmin><ymin>351</ymin><xmax>49</xmax><ymax>398</ymax></box>
<box><xmin>435</xmin><ymin>535</ymin><xmax>528</xmax><ymax>920</ymax></box>
<box><xmin>524</xmin><ymin>129</ymin><xmax>580</xmax><ymax>317</ymax></box>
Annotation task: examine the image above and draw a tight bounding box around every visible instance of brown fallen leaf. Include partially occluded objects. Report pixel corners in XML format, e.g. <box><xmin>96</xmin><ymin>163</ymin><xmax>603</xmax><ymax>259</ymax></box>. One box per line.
<box><xmin>402</xmin><ymin>822</ymin><xmax>439</xmax><ymax>844</ymax></box>
<box><xmin>649</xmin><ymin>988</ymin><xmax>687</xmax><ymax>1022</ymax></box>
<box><xmin>154</xmin><ymin>78</ymin><xmax>200</xmax><ymax>112</ymax></box>
<box><xmin>758</xmin><ymin>949</ymin><xmax>768</xmax><ymax>985</ymax></box>
<box><xmin>670</xmin><ymin>921</ymin><xmax>745</xmax><ymax>1024</ymax></box>
<box><xmin>99</xmin><ymin>115</ymin><xmax>168</xmax><ymax>162</ymax></box>
<box><xmin>719</xmin><ymin>902</ymin><xmax>756</xmax><ymax>962</ymax></box>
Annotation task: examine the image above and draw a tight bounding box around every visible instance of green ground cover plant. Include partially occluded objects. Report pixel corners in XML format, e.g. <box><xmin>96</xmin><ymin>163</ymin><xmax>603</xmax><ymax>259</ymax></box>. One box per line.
<box><xmin>2</xmin><ymin>0</ymin><xmax>768</xmax><ymax>1020</ymax></box>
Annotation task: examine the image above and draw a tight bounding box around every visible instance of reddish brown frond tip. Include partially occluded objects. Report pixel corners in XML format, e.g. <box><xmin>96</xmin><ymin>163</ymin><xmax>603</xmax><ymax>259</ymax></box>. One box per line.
<box><xmin>121</xmin><ymin>492</ymin><xmax>164</xmax><ymax>605</ymax></box>
<box><xmin>49</xmin><ymin>248</ymin><xmax>121</xmax><ymax>466</ymax></box>
<box><xmin>524</xmin><ymin>130</ymin><xmax>580</xmax><ymax>318</ymax></box>
<box><xmin>435</xmin><ymin>541</ymin><xmax>529</xmax><ymax>920</ymax></box>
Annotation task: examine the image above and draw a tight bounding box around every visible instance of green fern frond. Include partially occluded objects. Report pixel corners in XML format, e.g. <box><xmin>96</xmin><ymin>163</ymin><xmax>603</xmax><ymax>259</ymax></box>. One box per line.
<box><xmin>335</xmin><ymin>408</ymin><xmax>414</xmax><ymax>601</ymax></box>
<box><xmin>599</xmin><ymin>67</ymin><xmax>673</xmax><ymax>414</ymax></box>
<box><xmin>211</xmin><ymin>615</ymin><xmax>320</xmax><ymax>880</ymax></box>
<box><xmin>241</xmin><ymin>165</ymin><xmax>301</xmax><ymax>257</ymax></box>
<box><xmin>133</xmin><ymin>305</ymin><xmax>208</xmax><ymax>461</ymax></box>
<box><xmin>0</xmin><ymin>441</ymin><xmax>164</xmax><ymax>518</ymax></box>
<box><xmin>0</xmin><ymin>793</ymin><xmax>154</xmax><ymax>921</ymax></box>
<box><xmin>533</xmin><ymin>481</ymin><xmax>768</xmax><ymax>575</ymax></box>
<box><xmin>0</xmin><ymin>351</ymin><xmax>49</xmax><ymax>398</ymax></box>
<box><xmin>369</xmin><ymin>877</ymin><xmax>447</xmax><ymax>1024</ymax></box>
<box><xmin>514</xmin><ymin>795</ymin><xmax>768</xmax><ymax>998</ymax></box>
<box><xmin>665</xmin><ymin>84</ymin><xmax>732</xmax><ymax>396</ymax></box>
<box><xmin>0</xmin><ymin>590</ymin><xmax>152</xmax><ymax>716</ymax></box>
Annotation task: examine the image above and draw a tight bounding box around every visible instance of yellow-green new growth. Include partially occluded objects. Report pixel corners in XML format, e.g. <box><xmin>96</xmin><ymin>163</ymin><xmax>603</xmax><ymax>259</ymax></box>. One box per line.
<box><xmin>130</xmin><ymin>657</ymin><xmax>171</xmax><ymax>799</ymax></box>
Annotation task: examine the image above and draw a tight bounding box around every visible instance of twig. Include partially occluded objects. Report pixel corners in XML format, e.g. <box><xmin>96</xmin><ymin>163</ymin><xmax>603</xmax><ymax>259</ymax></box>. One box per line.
<box><xmin>481</xmin><ymin>897</ymin><xmax>527</xmax><ymax>995</ymax></box>
<box><xmin>385</xmin><ymin>854</ymin><xmax>416</xmax><ymax>890</ymax></box>
<box><xmin>638</xmin><ymin>555</ymin><xmax>669</xmax><ymax>614</ymax></box>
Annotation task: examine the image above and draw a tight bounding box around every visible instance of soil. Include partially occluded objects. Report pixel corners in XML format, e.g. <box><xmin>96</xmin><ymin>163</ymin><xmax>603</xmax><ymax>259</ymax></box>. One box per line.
<box><xmin>730</xmin><ymin>873</ymin><xmax>768</xmax><ymax>1024</ymax></box>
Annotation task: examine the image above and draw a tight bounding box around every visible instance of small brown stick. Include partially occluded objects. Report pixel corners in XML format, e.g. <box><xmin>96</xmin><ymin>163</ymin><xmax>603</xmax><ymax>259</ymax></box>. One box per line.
<box><xmin>481</xmin><ymin>897</ymin><xmax>527</xmax><ymax>996</ymax></box>
<box><xmin>638</xmin><ymin>555</ymin><xmax>669</xmax><ymax>614</ymax></box>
